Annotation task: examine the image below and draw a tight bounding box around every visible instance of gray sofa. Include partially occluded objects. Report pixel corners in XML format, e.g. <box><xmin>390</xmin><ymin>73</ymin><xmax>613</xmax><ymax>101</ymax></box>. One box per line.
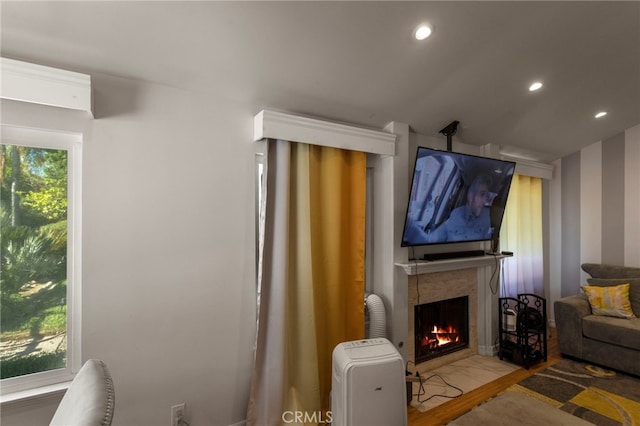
<box><xmin>554</xmin><ymin>263</ymin><xmax>640</xmax><ymax>376</ymax></box>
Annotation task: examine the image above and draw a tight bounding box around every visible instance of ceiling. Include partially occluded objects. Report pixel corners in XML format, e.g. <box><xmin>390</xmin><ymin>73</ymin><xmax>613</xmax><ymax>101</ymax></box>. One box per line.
<box><xmin>1</xmin><ymin>1</ymin><xmax>639</xmax><ymax>162</ymax></box>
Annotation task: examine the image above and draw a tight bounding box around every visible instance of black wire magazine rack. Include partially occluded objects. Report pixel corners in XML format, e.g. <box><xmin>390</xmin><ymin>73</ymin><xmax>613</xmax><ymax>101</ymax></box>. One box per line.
<box><xmin>498</xmin><ymin>293</ymin><xmax>547</xmax><ymax>369</ymax></box>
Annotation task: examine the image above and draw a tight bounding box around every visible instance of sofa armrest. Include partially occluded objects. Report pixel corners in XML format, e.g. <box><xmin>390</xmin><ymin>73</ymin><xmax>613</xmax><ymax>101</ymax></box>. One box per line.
<box><xmin>554</xmin><ymin>294</ymin><xmax>591</xmax><ymax>357</ymax></box>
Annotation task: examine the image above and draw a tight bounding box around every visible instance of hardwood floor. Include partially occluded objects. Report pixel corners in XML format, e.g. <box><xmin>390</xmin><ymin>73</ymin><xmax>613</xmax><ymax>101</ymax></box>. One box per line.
<box><xmin>407</xmin><ymin>329</ymin><xmax>562</xmax><ymax>426</ymax></box>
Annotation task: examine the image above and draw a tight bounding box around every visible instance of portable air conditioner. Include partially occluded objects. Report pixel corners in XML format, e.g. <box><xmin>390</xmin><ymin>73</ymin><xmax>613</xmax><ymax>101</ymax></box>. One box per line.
<box><xmin>331</xmin><ymin>338</ymin><xmax>406</xmax><ymax>426</ymax></box>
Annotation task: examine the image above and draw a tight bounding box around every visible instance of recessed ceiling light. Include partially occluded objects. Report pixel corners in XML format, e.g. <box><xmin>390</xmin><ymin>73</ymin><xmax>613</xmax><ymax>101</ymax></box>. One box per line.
<box><xmin>529</xmin><ymin>82</ymin><xmax>543</xmax><ymax>91</ymax></box>
<box><xmin>595</xmin><ymin>111</ymin><xmax>607</xmax><ymax>118</ymax></box>
<box><xmin>415</xmin><ymin>24</ymin><xmax>433</xmax><ymax>40</ymax></box>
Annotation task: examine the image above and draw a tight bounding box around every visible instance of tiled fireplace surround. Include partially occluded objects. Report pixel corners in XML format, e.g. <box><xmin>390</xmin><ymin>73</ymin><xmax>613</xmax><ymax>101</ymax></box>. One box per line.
<box><xmin>408</xmin><ymin>268</ymin><xmax>483</xmax><ymax>376</ymax></box>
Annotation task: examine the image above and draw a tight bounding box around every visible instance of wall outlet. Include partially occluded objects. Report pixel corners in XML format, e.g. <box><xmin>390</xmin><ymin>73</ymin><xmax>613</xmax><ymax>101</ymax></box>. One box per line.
<box><xmin>171</xmin><ymin>403</ymin><xmax>186</xmax><ymax>426</ymax></box>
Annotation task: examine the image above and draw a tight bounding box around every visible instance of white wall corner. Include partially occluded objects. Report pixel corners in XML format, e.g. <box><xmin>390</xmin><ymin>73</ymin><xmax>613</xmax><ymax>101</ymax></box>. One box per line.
<box><xmin>384</xmin><ymin>121</ymin><xmax>410</xmax><ymax>360</ymax></box>
<box><xmin>1</xmin><ymin>57</ymin><xmax>93</xmax><ymax>117</ymax></box>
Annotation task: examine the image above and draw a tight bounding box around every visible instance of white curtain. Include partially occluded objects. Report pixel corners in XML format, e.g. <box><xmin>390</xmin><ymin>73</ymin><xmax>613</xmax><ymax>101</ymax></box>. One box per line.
<box><xmin>501</xmin><ymin>174</ymin><xmax>544</xmax><ymax>297</ymax></box>
<box><xmin>248</xmin><ymin>139</ymin><xmax>291</xmax><ymax>424</ymax></box>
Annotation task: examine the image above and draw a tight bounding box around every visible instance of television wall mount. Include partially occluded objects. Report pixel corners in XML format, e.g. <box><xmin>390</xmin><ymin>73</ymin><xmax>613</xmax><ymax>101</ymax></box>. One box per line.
<box><xmin>439</xmin><ymin>120</ymin><xmax>459</xmax><ymax>152</ymax></box>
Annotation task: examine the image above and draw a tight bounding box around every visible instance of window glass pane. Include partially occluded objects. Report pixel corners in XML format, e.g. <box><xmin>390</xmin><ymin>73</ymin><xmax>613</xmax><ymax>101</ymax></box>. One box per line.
<box><xmin>1</xmin><ymin>145</ymin><xmax>68</xmax><ymax>379</ymax></box>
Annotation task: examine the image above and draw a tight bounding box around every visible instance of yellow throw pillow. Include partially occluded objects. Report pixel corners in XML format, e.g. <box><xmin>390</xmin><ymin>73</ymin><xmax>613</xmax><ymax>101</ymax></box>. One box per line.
<box><xmin>581</xmin><ymin>283</ymin><xmax>636</xmax><ymax>319</ymax></box>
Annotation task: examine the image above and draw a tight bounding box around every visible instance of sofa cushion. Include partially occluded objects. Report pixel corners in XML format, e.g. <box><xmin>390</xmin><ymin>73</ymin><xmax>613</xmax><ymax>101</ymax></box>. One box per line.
<box><xmin>581</xmin><ymin>283</ymin><xmax>636</xmax><ymax>319</ymax></box>
<box><xmin>581</xmin><ymin>263</ymin><xmax>640</xmax><ymax>279</ymax></box>
<box><xmin>582</xmin><ymin>315</ymin><xmax>640</xmax><ymax>351</ymax></box>
<box><xmin>587</xmin><ymin>278</ymin><xmax>640</xmax><ymax>317</ymax></box>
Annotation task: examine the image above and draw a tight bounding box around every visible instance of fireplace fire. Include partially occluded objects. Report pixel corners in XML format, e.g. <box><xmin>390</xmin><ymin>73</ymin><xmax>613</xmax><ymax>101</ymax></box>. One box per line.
<box><xmin>421</xmin><ymin>325</ymin><xmax>461</xmax><ymax>348</ymax></box>
<box><xmin>415</xmin><ymin>296</ymin><xmax>469</xmax><ymax>363</ymax></box>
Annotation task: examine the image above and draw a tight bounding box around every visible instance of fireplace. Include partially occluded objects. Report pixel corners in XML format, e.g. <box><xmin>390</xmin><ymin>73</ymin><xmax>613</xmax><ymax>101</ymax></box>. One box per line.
<box><xmin>407</xmin><ymin>268</ymin><xmax>479</xmax><ymax>374</ymax></box>
<box><xmin>414</xmin><ymin>296</ymin><xmax>469</xmax><ymax>364</ymax></box>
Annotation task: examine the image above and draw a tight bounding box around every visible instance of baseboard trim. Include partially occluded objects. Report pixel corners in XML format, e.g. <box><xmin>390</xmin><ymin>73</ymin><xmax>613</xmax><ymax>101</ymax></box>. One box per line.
<box><xmin>478</xmin><ymin>344</ymin><xmax>498</xmax><ymax>356</ymax></box>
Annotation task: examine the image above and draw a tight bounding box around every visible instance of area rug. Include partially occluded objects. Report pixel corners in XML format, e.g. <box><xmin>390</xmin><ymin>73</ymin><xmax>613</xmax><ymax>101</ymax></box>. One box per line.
<box><xmin>448</xmin><ymin>391</ymin><xmax>593</xmax><ymax>425</ymax></box>
<box><xmin>510</xmin><ymin>359</ymin><xmax>640</xmax><ymax>425</ymax></box>
<box><xmin>450</xmin><ymin>359</ymin><xmax>640</xmax><ymax>426</ymax></box>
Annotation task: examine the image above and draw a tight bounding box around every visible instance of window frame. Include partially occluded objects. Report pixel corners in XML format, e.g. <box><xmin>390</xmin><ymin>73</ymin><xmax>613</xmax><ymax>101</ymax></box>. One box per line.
<box><xmin>0</xmin><ymin>124</ymin><xmax>82</xmax><ymax>396</ymax></box>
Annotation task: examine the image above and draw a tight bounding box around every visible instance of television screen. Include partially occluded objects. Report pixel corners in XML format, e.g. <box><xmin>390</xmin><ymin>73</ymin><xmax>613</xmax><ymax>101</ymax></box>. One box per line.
<box><xmin>401</xmin><ymin>147</ymin><xmax>516</xmax><ymax>247</ymax></box>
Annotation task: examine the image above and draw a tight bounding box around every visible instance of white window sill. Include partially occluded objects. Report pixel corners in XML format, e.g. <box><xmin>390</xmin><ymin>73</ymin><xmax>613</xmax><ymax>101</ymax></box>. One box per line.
<box><xmin>1</xmin><ymin>381</ymin><xmax>71</xmax><ymax>407</ymax></box>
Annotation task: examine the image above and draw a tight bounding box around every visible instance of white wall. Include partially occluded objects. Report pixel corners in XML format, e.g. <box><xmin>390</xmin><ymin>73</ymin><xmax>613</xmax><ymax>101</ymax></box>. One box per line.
<box><xmin>548</xmin><ymin>123</ymin><xmax>640</xmax><ymax>306</ymax></box>
<box><xmin>579</xmin><ymin>141</ymin><xmax>603</xmax><ymax>284</ymax></box>
<box><xmin>1</xmin><ymin>73</ymin><xmax>257</xmax><ymax>426</ymax></box>
<box><xmin>625</xmin><ymin>124</ymin><xmax>640</xmax><ymax>266</ymax></box>
<box><xmin>547</xmin><ymin>159</ymin><xmax>562</xmax><ymax>325</ymax></box>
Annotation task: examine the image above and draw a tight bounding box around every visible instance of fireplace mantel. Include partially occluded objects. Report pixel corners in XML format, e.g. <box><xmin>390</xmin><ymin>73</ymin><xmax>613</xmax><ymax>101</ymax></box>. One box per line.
<box><xmin>395</xmin><ymin>253</ymin><xmax>512</xmax><ymax>275</ymax></box>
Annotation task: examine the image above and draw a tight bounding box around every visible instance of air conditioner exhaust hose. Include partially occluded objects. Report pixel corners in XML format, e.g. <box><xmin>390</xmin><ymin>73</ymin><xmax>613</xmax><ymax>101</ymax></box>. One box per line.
<box><xmin>365</xmin><ymin>293</ymin><xmax>386</xmax><ymax>339</ymax></box>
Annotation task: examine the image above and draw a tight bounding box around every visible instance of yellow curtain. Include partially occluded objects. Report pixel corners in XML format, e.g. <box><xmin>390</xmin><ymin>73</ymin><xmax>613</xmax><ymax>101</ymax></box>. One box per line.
<box><xmin>284</xmin><ymin>142</ymin><xmax>320</xmax><ymax>420</ymax></box>
<box><xmin>502</xmin><ymin>174</ymin><xmax>544</xmax><ymax>297</ymax></box>
<box><xmin>308</xmin><ymin>144</ymin><xmax>366</xmax><ymax>412</ymax></box>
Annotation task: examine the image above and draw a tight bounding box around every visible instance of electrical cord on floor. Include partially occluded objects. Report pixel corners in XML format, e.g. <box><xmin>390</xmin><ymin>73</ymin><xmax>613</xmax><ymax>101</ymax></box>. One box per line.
<box><xmin>413</xmin><ymin>371</ymin><xmax>464</xmax><ymax>403</ymax></box>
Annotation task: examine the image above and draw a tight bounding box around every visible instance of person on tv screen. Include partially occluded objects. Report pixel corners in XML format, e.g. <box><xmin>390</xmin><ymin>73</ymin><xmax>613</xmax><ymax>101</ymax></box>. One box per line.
<box><xmin>404</xmin><ymin>173</ymin><xmax>495</xmax><ymax>245</ymax></box>
<box><xmin>429</xmin><ymin>174</ymin><xmax>493</xmax><ymax>243</ymax></box>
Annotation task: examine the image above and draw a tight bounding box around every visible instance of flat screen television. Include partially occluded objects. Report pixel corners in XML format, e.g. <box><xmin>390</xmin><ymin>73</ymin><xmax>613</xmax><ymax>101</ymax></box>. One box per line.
<box><xmin>401</xmin><ymin>147</ymin><xmax>516</xmax><ymax>247</ymax></box>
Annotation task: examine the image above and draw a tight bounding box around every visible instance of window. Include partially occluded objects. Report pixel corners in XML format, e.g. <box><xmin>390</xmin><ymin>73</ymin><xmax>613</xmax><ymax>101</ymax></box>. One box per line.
<box><xmin>1</xmin><ymin>125</ymin><xmax>82</xmax><ymax>395</ymax></box>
